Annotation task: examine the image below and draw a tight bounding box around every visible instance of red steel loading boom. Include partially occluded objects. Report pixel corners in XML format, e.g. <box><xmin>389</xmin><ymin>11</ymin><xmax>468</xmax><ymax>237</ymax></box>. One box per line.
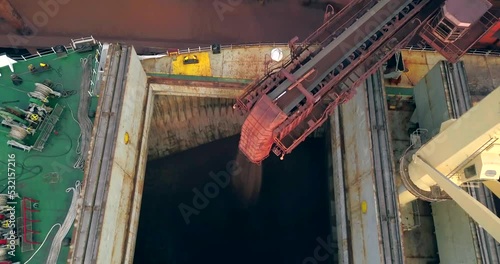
<box><xmin>235</xmin><ymin>0</ymin><xmax>498</xmax><ymax>164</ymax></box>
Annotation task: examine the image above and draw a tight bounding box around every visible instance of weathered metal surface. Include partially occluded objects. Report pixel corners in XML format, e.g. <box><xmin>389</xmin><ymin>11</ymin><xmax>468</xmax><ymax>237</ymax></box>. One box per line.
<box><xmin>87</xmin><ymin>44</ymin><xmax>130</xmax><ymax>264</ymax></box>
<box><xmin>69</xmin><ymin>46</ymin><xmax>150</xmax><ymax>264</ymax></box>
<box><xmin>123</xmin><ymin>87</ymin><xmax>154</xmax><ymax>264</ymax></box>
<box><xmin>151</xmin><ymin>84</ymin><xmax>242</xmax><ymax>98</ymax></box>
<box><xmin>70</xmin><ymin>44</ymin><xmax>124</xmax><ymax>264</ymax></box>
<box><xmin>484</xmin><ymin>181</ymin><xmax>500</xmax><ymax>199</ymax></box>
<box><xmin>366</xmin><ymin>72</ymin><xmax>405</xmax><ymax>263</ymax></box>
<box><xmin>432</xmin><ymin>201</ymin><xmax>478</xmax><ymax>264</ymax></box>
<box><xmin>387</xmin><ymin>110</ymin><xmax>413</xmax><ymax>162</ymax></box>
<box><xmin>140</xmin><ymin>56</ymin><xmax>173</xmax><ymax>74</ymax></box>
<box><xmin>329</xmin><ymin>108</ymin><xmax>350</xmax><ymax>264</ymax></box>
<box><xmin>400</xmin><ymin>50</ymin><xmax>500</xmax><ymax>100</ymax></box>
<box><xmin>401</xmin><ymin>200</ymin><xmax>440</xmax><ymax>264</ymax></box>
<box><xmin>149</xmin><ymin>78</ymin><xmax>246</xmax><ymax>99</ymax></box>
<box><xmin>96</xmin><ymin>47</ymin><xmax>149</xmax><ymax>264</ymax></box>
<box><xmin>445</xmin><ymin>63</ymin><xmax>500</xmax><ymax>264</ymax></box>
<box><xmin>236</xmin><ymin>0</ymin><xmax>440</xmax><ymax>163</ymax></box>
<box><xmin>140</xmin><ymin>46</ymin><xmax>290</xmax><ymax>81</ymax></box>
<box><xmin>235</xmin><ymin>0</ymin><xmax>377</xmax><ymax>112</ymax></box>
<box><xmin>145</xmin><ymin>64</ymin><xmax>253</xmax><ymax>160</ymax></box>
<box><xmin>410</xmin><ymin>72</ymin><xmax>499</xmax><ymax>190</ymax></box>
<box><xmin>412</xmin><ymin>62</ymin><xmax>451</xmax><ymax>137</ymax></box>
<box><xmin>415</xmin><ymin>154</ymin><xmax>500</xmax><ymax>245</ymax></box>
<box><xmin>216</xmin><ymin>46</ymin><xmax>290</xmax><ymax>80</ymax></box>
<box><xmin>419</xmin><ymin>1</ymin><xmax>498</xmax><ymax>63</ymax></box>
<box><xmin>238</xmin><ymin>96</ymin><xmax>287</xmax><ymax>163</ymax></box>
<box><xmin>400</xmin><ymin>58</ymin><xmax>500</xmax><ymax>263</ymax></box>
<box><xmin>147</xmin><ymin>95</ymin><xmax>245</xmax><ymax>160</ymax></box>
<box><xmin>460</xmin><ymin>55</ymin><xmax>500</xmax><ymax>102</ymax></box>
<box><xmin>171</xmin><ymin>52</ymin><xmax>212</xmax><ymax>76</ymax></box>
<box><xmin>340</xmin><ymin>82</ymin><xmax>384</xmax><ymax>264</ymax></box>
<box><xmin>444</xmin><ymin>0</ymin><xmax>492</xmax><ymax>25</ymax></box>
<box><xmin>397</xmin><ymin>51</ymin><xmax>438</xmax><ymax>88</ymax></box>
<box><xmin>477</xmin><ymin>21</ymin><xmax>500</xmax><ymax>47</ymax></box>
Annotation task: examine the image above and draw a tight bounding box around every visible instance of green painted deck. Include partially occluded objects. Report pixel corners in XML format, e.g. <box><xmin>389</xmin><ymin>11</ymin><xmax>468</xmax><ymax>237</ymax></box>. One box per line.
<box><xmin>0</xmin><ymin>49</ymin><xmax>97</xmax><ymax>263</ymax></box>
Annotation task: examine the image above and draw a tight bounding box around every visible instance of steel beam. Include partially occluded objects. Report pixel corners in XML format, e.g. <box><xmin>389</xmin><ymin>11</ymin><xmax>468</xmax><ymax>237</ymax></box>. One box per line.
<box><xmin>149</xmin><ymin>81</ymin><xmax>245</xmax><ymax>99</ymax></box>
<box><xmin>414</xmin><ymin>155</ymin><xmax>500</xmax><ymax>243</ymax></box>
<box><xmin>483</xmin><ymin>181</ymin><xmax>500</xmax><ymax>198</ymax></box>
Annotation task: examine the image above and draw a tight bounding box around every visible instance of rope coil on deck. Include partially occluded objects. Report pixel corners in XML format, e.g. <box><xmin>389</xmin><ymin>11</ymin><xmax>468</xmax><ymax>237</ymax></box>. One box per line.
<box><xmin>46</xmin><ymin>181</ymin><xmax>81</xmax><ymax>264</ymax></box>
<box><xmin>34</xmin><ymin>83</ymin><xmax>53</xmax><ymax>96</ymax></box>
<box><xmin>73</xmin><ymin>55</ymin><xmax>93</xmax><ymax>169</ymax></box>
<box><xmin>9</xmin><ymin>126</ymin><xmax>28</xmax><ymax>141</ymax></box>
<box><xmin>28</xmin><ymin>83</ymin><xmax>55</xmax><ymax>102</ymax></box>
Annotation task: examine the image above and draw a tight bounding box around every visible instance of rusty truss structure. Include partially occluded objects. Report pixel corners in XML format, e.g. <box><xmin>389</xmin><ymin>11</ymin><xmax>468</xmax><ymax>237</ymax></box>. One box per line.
<box><xmin>235</xmin><ymin>0</ymin><xmax>498</xmax><ymax>164</ymax></box>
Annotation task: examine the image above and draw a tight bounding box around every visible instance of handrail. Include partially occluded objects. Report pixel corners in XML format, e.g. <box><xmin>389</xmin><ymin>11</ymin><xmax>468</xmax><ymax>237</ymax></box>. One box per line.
<box><xmin>9</xmin><ymin>45</ymin><xmax>75</xmax><ymax>61</ymax></box>
<box><xmin>170</xmin><ymin>43</ymin><xmax>500</xmax><ymax>57</ymax></box>
<box><xmin>4</xmin><ymin>40</ymin><xmax>500</xmax><ymax>63</ymax></box>
<box><xmin>170</xmin><ymin>42</ymin><xmax>289</xmax><ymax>55</ymax></box>
<box><xmin>6</xmin><ymin>36</ymin><xmax>102</xmax><ymax>61</ymax></box>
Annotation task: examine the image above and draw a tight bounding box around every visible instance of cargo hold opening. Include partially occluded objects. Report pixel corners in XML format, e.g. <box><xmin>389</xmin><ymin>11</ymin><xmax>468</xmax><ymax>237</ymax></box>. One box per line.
<box><xmin>133</xmin><ymin>132</ymin><xmax>335</xmax><ymax>264</ymax></box>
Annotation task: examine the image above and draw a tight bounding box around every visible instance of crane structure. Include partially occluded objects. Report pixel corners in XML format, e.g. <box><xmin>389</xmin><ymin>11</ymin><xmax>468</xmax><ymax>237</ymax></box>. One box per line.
<box><xmin>399</xmin><ymin>87</ymin><xmax>500</xmax><ymax>241</ymax></box>
<box><xmin>235</xmin><ymin>0</ymin><xmax>497</xmax><ymax>164</ymax></box>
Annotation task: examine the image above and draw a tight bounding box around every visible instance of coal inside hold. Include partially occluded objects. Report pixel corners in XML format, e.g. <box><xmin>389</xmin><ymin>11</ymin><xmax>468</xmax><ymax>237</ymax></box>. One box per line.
<box><xmin>134</xmin><ymin>135</ymin><xmax>331</xmax><ymax>264</ymax></box>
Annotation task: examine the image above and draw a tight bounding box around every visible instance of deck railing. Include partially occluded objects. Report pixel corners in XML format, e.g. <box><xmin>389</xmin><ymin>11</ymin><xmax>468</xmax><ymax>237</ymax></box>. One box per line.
<box><xmin>6</xmin><ymin>37</ymin><xmax>500</xmax><ymax>61</ymax></box>
<box><xmin>89</xmin><ymin>41</ymin><xmax>103</xmax><ymax>96</ymax></box>
<box><xmin>166</xmin><ymin>43</ymin><xmax>500</xmax><ymax>57</ymax></box>
<box><xmin>172</xmin><ymin>42</ymin><xmax>289</xmax><ymax>55</ymax></box>
<box><xmin>8</xmin><ymin>46</ymin><xmax>74</xmax><ymax>61</ymax></box>
<box><xmin>6</xmin><ymin>36</ymin><xmax>104</xmax><ymax>97</ymax></box>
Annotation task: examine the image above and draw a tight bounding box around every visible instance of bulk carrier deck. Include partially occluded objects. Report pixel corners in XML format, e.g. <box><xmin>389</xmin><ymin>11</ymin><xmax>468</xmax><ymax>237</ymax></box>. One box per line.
<box><xmin>0</xmin><ymin>40</ymin><xmax>99</xmax><ymax>263</ymax></box>
<box><xmin>0</xmin><ymin>34</ymin><xmax>498</xmax><ymax>263</ymax></box>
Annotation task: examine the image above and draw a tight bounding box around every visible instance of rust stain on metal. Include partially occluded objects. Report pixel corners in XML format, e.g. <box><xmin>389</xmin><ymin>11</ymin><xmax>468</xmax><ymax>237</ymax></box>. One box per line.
<box><xmin>399</xmin><ymin>51</ymin><xmax>433</xmax><ymax>87</ymax></box>
<box><xmin>215</xmin><ymin>46</ymin><xmax>290</xmax><ymax>80</ymax></box>
<box><xmin>148</xmin><ymin>76</ymin><xmax>247</xmax><ymax>89</ymax></box>
<box><xmin>224</xmin><ymin>48</ymin><xmax>266</xmax><ymax>80</ymax></box>
<box><xmin>239</xmin><ymin>96</ymin><xmax>287</xmax><ymax>163</ymax></box>
<box><xmin>115</xmin><ymin>173</ymin><xmax>134</xmax><ymax>263</ymax></box>
<box><xmin>0</xmin><ymin>0</ymin><xmax>28</xmax><ymax>32</ymax></box>
<box><xmin>147</xmin><ymin>95</ymin><xmax>243</xmax><ymax>160</ymax></box>
<box><xmin>140</xmin><ymin>46</ymin><xmax>289</xmax><ymax>81</ymax></box>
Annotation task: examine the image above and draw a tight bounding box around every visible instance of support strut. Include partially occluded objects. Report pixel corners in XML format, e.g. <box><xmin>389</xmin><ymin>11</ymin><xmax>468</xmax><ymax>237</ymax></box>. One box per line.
<box><xmin>414</xmin><ymin>155</ymin><xmax>500</xmax><ymax>243</ymax></box>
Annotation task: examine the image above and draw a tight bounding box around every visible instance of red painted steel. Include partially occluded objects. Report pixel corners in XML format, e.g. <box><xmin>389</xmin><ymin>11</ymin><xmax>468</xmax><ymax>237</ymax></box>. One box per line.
<box><xmin>234</xmin><ymin>0</ymin><xmax>376</xmax><ymax>114</ymax></box>
<box><xmin>239</xmin><ymin>96</ymin><xmax>287</xmax><ymax>164</ymax></box>
<box><xmin>476</xmin><ymin>21</ymin><xmax>500</xmax><ymax>47</ymax></box>
<box><xmin>419</xmin><ymin>0</ymin><xmax>498</xmax><ymax>63</ymax></box>
<box><xmin>22</xmin><ymin>197</ymin><xmax>40</xmax><ymax>244</ymax></box>
<box><xmin>238</xmin><ymin>0</ymin><xmax>492</xmax><ymax>164</ymax></box>
<box><xmin>239</xmin><ymin>0</ymin><xmax>432</xmax><ymax>163</ymax></box>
